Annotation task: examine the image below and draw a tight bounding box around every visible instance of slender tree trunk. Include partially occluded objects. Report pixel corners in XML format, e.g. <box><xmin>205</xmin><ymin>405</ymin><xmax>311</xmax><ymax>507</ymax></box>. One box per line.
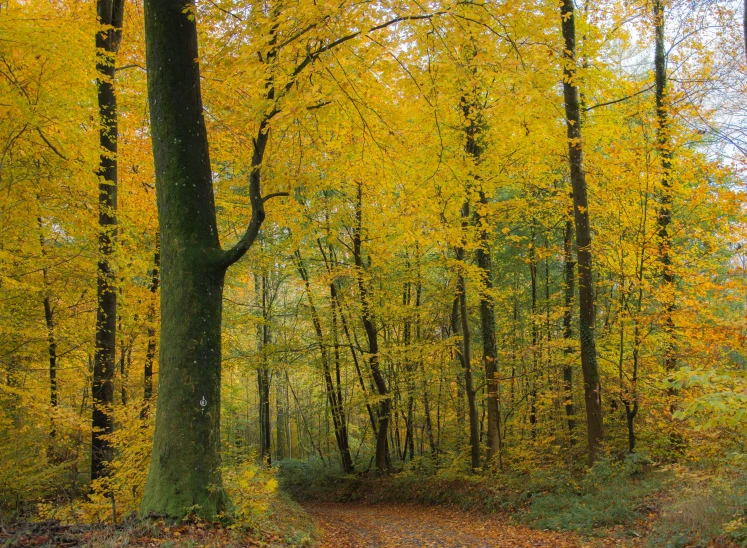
<box><xmin>529</xmin><ymin>228</ymin><xmax>538</xmax><ymax>439</ymax></box>
<box><xmin>331</xmin><ymin>279</ymin><xmax>350</xmax><ymax>468</ymax></box>
<box><xmin>333</xmin><ymin>280</ymin><xmax>378</xmax><ymax>436</ymax></box>
<box><xmin>459</xmin><ymin>278</ymin><xmax>480</xmax><ymax>471</ymax></box>
<box><xmin>258</xmin><ymin>369</ymin><xmax>271</xmax><ymax>464</ymax></box>
<box><xmin>276</xmin><ymin>372</ymin><xmax>286</xmax><ymax>461</ymax></box>
<box><xmin>562</xmin><ymin>215</ymin><xmax>577</xmax><ymax>441</ymax></box>
<box><xmin>625</xmin><ymin>322</ymin><xmax>640</xmax><ymax>453</ymax></box>
<box><xmin>119</xmin><ymin>338</ymin><xmax>128</xmax><ymax>405</ymax></box>
<box><xmin>92</xmin><ymin>0</ymin><xmax>125</xmax><ymax>483</ymax></box>
<box><xmin>422</xmin><ymin>359</ymin><xmax>437</xmax><ymax>459</ymax></box>
<box><xmin>453</xmin><ymin>292</ymin><xmax>465</xmax><ymax>452</ymax></box>
<box><xmin>623</xmin><ymin>192</ymin><xmax>649</xmax><ymax>454</ymax></box>
<box><xmin>143</xmin><ymin>238</ymin><xmax>159</xmax><ymax>407</ymax></box>
<box><xmin>402</xmin><ymin>276</ymin><xmax>416</xmax><ymax>462</ymax></box>
<box><xmin>330</xmin><ymin>263</ymin><xmax>352</xmax><ymax>470</ymax></box>
<box><xmin>453</xmin><ymin>204</ymin><xmax>480</xmax><ymax>470</ymax></box>
<box><xmin>413</xmin><ymin>264</ymin><xmax>437</xmax><ymax>460</ymax></box>
<box><xmin>560</xmin><ymin>0</ymin><xmax>604</xmax><ymax>464</ymax></box>
<box><xmin>295</xmin><ymin>251</ymin><xmax>353</xmax><ymax>473</ymax></box>
<box><xmin>43</xmin><ymin>294</ymin><xmax>57</xmax><ymax>409</ymax></box>
<box><xmin>39</xmin><ymin>221</ymin><xmax>58</xmax><ymax>459</ymax></box>
<box><xmin>353</xmin><ymin>183</ymin><xmax>390</xmax><ymax>474</ymax></box>
<box><xmin>257</xmin><ymin>272</ymin><xmax>272</xmax><ymax>466</ymax></box>
<box><xmin>653</xmin><ymin>0</ymin><xmax>678</xmax><ymax>424</ymax></box>
<box><xmin>476</xmin><ymin>193</ymin><xmax>502</xmax><ymax>469</ymax></box>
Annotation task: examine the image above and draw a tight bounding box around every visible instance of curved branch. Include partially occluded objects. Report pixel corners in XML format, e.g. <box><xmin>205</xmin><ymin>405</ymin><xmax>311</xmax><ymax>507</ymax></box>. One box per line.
<box><xmin>263</xmin><ymin>191</ymin><xmax>289</xmax><ymax>203</ymax></box>
<box><xmin>219</xmin><ymin>186</ymin><xmax>289</xmax><ymax>268</ymax></box>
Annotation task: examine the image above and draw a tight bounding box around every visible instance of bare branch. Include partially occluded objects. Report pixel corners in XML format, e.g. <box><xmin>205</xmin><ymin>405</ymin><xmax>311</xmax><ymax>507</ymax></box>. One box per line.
<box><xmin>263</xmin><ymin>191</ymin><xmax>290</xmax><ymax>203</ymax></box>
<box><xmin>583</xmin><ymin>84</ymin><xmax>655</xmax><ymax>112</ymax></box>
<box><xmin>36</xmin><ymin>128</ymin><xmax>68</xmax><ymax>160</ymax></box>
<box><xmin>115</xmin><ymin>63</ymin><xmax>146</xmax><ymax>72</ymax></box>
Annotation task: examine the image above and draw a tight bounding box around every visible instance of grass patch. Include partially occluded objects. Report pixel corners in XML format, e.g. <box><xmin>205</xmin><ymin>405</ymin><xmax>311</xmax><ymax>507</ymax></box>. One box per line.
<box><xmin>514</xmin><ymin>455</ymin><xmax>665</xmax><ymax>536</ymax></box>
<box><xmin>647</xmin><ymin>465</ymin><xmax>747</xmax><ymax>547</ymax></box>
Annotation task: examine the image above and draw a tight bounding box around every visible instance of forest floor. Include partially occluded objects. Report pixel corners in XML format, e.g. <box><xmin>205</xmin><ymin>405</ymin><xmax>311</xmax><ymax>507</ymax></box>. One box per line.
<box><xmin>304</xmin><ymin>502</ymin><xmax>643</xmax><ymax>547</ymax></box>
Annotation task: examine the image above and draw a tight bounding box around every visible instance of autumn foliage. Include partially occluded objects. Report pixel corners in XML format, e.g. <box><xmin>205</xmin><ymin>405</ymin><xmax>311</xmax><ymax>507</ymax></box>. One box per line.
<box><xmin>1</xmin><ymin>0</ymin><xmax>746</xmax><ymax>544</ymax></box>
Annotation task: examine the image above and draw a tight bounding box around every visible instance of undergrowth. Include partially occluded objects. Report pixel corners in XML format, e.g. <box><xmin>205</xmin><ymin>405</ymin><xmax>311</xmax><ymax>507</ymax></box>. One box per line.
<box><xmin>279</xmin><ymin>453</ymin><xmax>665</xmax><ymax>539</ymax></box>
<box><xmin>647</xmin><ymin>463</ymin><xmax>747</xmax><ymax>547</ymax></box>
<box><xmin>514</xmin><ymin>453</ymin><xmax>664</xmax><ymax>536</ymax></box>
<box><xmin>278</xmin><ymin>452</ymin><xmax>747</xmax><ymax>546</ymax></box>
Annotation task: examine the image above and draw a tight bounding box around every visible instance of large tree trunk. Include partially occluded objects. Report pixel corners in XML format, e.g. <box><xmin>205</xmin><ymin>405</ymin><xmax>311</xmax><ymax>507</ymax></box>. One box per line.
<box><xmin>559</xmin><ymin>0</ymin><xmax>604</xmax><ymax>464</ymax></box>
<box><xmin>140</xmin><ymin>0</ymin><xmax>229</xmax><ymax>514</ymax></box>
<box><xmin>141</xmin><ymin>0</ymin><xmax>281</xmax><ymax>519</ymax></box>
<box><xmin>91</xmin><ymin>0</ymin><xmax>124</xmax><ymax>483</ymax></box>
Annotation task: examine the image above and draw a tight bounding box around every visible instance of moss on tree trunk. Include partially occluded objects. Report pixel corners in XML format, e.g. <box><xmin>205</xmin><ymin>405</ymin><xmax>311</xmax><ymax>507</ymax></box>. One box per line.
<box><xmin>140</xmin><ymin>0</ymin><xmax>281</xmax><ymax>519</ymax></box>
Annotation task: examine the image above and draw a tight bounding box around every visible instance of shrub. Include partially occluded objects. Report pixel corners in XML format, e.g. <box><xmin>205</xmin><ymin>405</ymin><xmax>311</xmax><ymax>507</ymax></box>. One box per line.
<box><xmin>517</xmin><ymin>456</ymin><xmax>664</xmax><ymax>535</ymax></box>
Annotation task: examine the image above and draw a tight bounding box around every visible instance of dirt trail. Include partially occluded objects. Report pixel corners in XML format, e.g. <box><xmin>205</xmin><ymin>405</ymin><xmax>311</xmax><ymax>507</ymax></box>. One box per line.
<box><xmin>304</xmin><ymin>502</ymin><xmax>592</xmax><ymax>547</ymax></box>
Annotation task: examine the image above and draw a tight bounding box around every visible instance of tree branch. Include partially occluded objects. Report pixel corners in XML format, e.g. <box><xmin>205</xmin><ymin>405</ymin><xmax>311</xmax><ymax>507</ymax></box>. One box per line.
<box><xmin>219</xmin><ymin>186</ymin><xmax>289</xmax><ymax>268</ymax></box>
<box><xmin>583</xmin><ymin>83</ymin><xmax>654</xmax><ymax>111</ymax></box>
<box><xmin>284</xmin><ymin>12</ymin><xmax>445</xmax><ymax>96</ymax></box>
<box><xmin>263</xmin><ymin>191</ymin><xmax>289</xmax><ymax>202</ymax></box>
<box><xmin>36</xmin><ymin>128</ymin><xmax>67</xmax><ymax>160</ymax></box>
<box><xmin>115</xmin><ymin>63</ymin><xmax>146</xmax><ymax>72</ymax></box>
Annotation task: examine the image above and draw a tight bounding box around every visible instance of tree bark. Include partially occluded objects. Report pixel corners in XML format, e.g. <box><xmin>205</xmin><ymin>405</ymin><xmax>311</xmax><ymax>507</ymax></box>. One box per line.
<box><xmin>453</xmin><ymin>203</ymin><xmax>480</xmax><ymax>470</ymax></box>
<box><xmin>143</xmin><ymin>238</ymin><xmax>159</xmax><ymax>406</ymax></box>
<box><xmin>140</xmin><ymin>0</ymin><xmax>282</xmax><ymax>519</ymax></box>
<box><xmin>91</xmin><ymin>0</ymin><xmax>125</xmax><ymax>483</ymax></box>
<box><xmin>559</xmin><ymin>0</ymin><xmax>604</xmax><ymax>464</ymax></box>
<box><xmin>654</xmin><ymin>0</ymin><xmax>678</xmax><ymax>414</ymax></box>
<box><xmin>529</xmin><ymin>228</ymin><xmax>538</xmax><ymax>439</ymax></box>
<box><xmin>256</xmin><ymin>272</ymin><xmax>272</xmax><ymax>466</ymax></box>
<box><xmin>39</xmin><ymin>220</ymin><xmax>58</xmax><ymax>460</ymax></box>
<box><xmin>562</xmin><ymin>215</ymin><xmax>577</xmax><ymax>440</ymax></box>
<box><xmin>476</xmin><ymin>195</ymin><xmax>501</xmax><ymax>468</ymax></box>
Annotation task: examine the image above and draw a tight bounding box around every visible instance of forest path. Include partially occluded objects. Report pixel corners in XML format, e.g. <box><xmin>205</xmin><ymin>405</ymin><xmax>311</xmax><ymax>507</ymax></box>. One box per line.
<box><xmin>303</xmin><ymin>502</ymin><xmax>596</xmax><ymax>547</ymax></box>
